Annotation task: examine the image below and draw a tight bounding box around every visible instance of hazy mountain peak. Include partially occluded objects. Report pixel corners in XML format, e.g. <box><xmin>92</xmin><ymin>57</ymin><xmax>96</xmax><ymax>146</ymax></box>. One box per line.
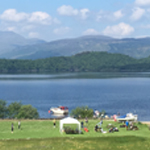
<box><xmin>1</xmin><ymin>32</ymin><xmax>150</xmax><ymax>59</ymax></box>
<box><xmin>0</xmin><ymin>31</ymin><xmax>46</xmax><ymax>55</ymax></box>
<box><xmin>78</xmin><ymin>35</ymin><xmax>114</xmax><ymax>40</ymax></box>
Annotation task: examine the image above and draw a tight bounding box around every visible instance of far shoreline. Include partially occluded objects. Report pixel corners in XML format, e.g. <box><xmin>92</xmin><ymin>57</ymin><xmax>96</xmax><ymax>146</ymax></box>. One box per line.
<box><xmin>0</xmin><ymin>118</ymin><xmax>150</xmax><ymax>124</ymax></box>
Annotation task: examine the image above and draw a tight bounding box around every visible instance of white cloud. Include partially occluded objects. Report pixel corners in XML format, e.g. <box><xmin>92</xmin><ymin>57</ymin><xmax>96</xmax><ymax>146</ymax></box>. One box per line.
<box><xmin>29</xmin><ymin>11</ymin><xmax>52</xmax><ymax>25</ymax></box>
<box><xmin>80</xmin><ymin>9</ymin><xmax>90</xmax><ymax>19</ymax></box>
<box><xmin>0</xmin><ymin>9</ymin><xmax>61</xmax><ymax>41</ymax></box>
<box><xmin>6</xmin><ymin>26</ymin><xmax>16</xmax><ymax>32</ymax></box>
<box><xmin>53</xmin><ymin>27</ymin><xmax>70</xmax><ymax>35</ymax></box>
<box><xmin>57</xmin><ymin>5</ymin><xmax>90</xmax><ymax>20</ymax></box>
<box><xmin>83</xmin><ymin>29</ymin><xmax>99</xmax><ymax>35</ymax></box>
<box><xmin>113</xmin><ymin>10</ymin><xmax>124</xmax><ymax>19</ymax></box>
<box><xmin>53</xmin><ymin>18</ymin><xmax>61</xmax><ymax>24</ymax></box>
<box><xmin>103</xmin><ymin>22</ymin><xmax>134</xmax><ymax>38</ymax></box>
<box><xmin>130</xmin><ymin>7</ymin><xmax>145</xmax><ymax>21</ymax></box>
<box><xmin>0</xmin><ymin>9</ymin><xmax>28</xmax><ymax>22</ymax></box>
<box><xmin>96</xmin><ymin>10</ymin><xmax>124</xmax><ymax>22</ymax></box>
<box><xmin>57</xmin><ymin>5</ymin><xmax>78</xmax><ymax>16</ymax></box>
<box><xmin>21</xmin><ymin>25</ymin><xmax>35</xmax><ymax>32</ymax></box>
<box><xmin>0</xmin><ymin>9</ymin><xmax>59</xmax><ymax>25</ymax></box>
<box><xmin>96</xmin><ymin>10</ymin><xmax>107</xmax><ymax>22</ymax></box>
<box><xmin>135</xmin><ymin>0</ymin><xmax>150</xmax><ymax>6</ymax></box>
<box><xmin>29</xmin><ymin>32</ymin><xmax>40</xmax><ymax>38</ymax></box>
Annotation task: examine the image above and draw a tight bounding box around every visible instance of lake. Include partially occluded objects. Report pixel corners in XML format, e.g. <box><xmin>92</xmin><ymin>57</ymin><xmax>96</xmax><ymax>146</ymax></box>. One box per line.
<box><xmin>0</xmin><ymin>72</ymin><xmax>150</xmax><ymax>121</ymax></box>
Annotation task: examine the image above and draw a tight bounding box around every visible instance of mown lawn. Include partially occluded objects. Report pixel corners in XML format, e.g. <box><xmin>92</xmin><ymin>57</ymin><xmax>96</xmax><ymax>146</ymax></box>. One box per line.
<box><xmin>0</xmin><ymin>119</ymin><xmax>150</xmax><ymax>150</ymax></box>
<box><xmin>1</xmin><ymin>136</ymin><xmax>150</xmax><ymax>150</ymax></box>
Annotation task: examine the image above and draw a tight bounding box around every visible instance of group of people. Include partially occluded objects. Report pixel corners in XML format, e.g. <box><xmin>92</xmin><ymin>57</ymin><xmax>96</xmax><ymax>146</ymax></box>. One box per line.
<box><xmin>11</xmin><ymin>121</ymin><xmax>21</xmax><ymax>133</ymax></box>
<box><xmin>125</xmin><ymin>120</ymin><xmax>138</xmax><ymax>130</ymax></box>
<box><xmin>81</xmin><ymin>117</ymin><xmax>89</xmax><ymax>128</ymax></box>
<box><xmin>95</xmin><ymin>120</ymin><xmax>103</xmax><ymax>131</ymax></box>
<box><xmin>10</xmin><ymin>118</ymin><xmax>138</xmax><ymax>134</ymax></box>
<box><xmin>94</xmin><ymin>119</ymin><xmax>120</xmax><ymax>133</ymax></box>
<box><xmin>11</xmin><ymin>119</ymin><xmax>58</xmax><ymax>133</ymax></box>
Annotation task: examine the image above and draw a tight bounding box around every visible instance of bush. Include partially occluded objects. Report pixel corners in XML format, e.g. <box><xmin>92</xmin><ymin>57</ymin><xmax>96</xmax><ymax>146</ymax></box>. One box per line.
<box><xmin>8</xmin><ymin>102</ymin><xmax>22</xmax><ymax>119</ymax></box>
<box><xmin>17</xmin><ymin>105</ymin><xmax>39</xmax><ymax>119</ymax></box>
<box><xmin>0</xmin><ymin>100</ymin><xmax>39</xmax><ymax>119</ymax></box>
<box><xmin>70</xmin><ymin>106</ymin><xmax>93</xmax><ymax>118</ymax></box>
<box><xmin>0</xmin><ymin>100</ymin><xmax>7</xmax><ymax>118</ymax></box>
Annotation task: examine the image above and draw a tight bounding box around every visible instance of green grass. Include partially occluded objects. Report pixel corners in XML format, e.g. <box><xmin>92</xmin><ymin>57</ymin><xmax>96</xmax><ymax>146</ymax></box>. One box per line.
<box><xmin>1</xmin><ymin>136</ymin><xmax>150</xmax><ymax>150</ymax></box>
<box><xmin>0</xmin><ymin>119</ymin><xmax>150</xmax><ymax>150</ymax></box>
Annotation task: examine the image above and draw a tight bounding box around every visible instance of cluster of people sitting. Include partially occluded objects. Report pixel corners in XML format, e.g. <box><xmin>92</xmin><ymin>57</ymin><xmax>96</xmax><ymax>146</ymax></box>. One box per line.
<box><xmin>108</xmin><ymin>127</ymin><xmax>119</xmax><ymax>133</ymax></box>
<box><xmin>94</xmin><ymin>120</ymin><xmax>107</xmax><ymax>133</ymax></box>
<box><xmin>94</xmin><ymin>125</ymin><xmax>101</xmax><ymax>132</ymax></box>
<box><xmin>94</xmin><ymin>125</ymin><xmax>107</xmax><ymax>133</ymax></box>
<box><xmin>81</xmin><ymin>118</ymin><xmax>139</xmax><ymax>134</ymax></box>
<box><xmin>94</xmin><ymin>120</ymin><xmax>139</xmax><ymax>133</ymax></box>
<box><xmin>120</xmin><ymin>121</ymin><xmax>139</xmax><ymax>130</ymax></box>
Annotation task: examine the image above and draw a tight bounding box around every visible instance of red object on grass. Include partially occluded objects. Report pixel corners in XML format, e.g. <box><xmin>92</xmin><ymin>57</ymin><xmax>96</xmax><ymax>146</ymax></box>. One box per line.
<box><xmin>84</xmin><ymin>127</ymin><xmax>89</xmax><ymax>132</ymax></box>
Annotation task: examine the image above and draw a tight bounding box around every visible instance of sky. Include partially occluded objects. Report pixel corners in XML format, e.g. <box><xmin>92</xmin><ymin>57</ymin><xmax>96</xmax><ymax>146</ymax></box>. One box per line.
<box><xmin>0</xmin><ymin>0</ymin><xmax>150</xmax><ymax>41</ymax></box>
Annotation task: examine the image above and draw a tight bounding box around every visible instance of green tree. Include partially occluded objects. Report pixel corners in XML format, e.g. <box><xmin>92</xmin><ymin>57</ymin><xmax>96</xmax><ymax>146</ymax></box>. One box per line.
<box><xmin>17</xmin><ymin>105</ymin><xmax>39</xmax><ymax>119</ymax></box>
<box><xmin>8</xmin><ymin>102</ymin><xmax>22</xmax><ymax>119</ymax></box>
<box><xmin>0</xmin><ymin>100</ymin><xmax>7</xmax><ymax>118</ymax></box>
<box><xmin>70</xmin><ymin>106</ymin><xmax>93</xmax><ymax>118</ymax></box>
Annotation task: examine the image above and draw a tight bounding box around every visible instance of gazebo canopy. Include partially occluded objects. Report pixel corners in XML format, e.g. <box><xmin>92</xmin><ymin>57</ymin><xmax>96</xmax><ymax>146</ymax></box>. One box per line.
<box><xmin>59</xmin><ymin>117</ymin><xmax>81</xmax><ymax>133</ymax></box>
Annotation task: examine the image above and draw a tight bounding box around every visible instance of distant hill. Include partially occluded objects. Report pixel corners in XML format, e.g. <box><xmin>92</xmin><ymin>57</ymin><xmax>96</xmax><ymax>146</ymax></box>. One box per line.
<box><xmin>0</xmin><ymin>31</ymin><xmax>46</xmax><ymax>56</ymax></box>
<box><xmin>0</xmin><ymin>35</ymin><xmax>115</xmax><ymax>59</ymax></box>
<box><xmin>1</xmin><ymin>51</ymin><xmax>150</xmax><ymax>73</ymax></box>
<box><xmin>1</xmin><ymin>32</ymin><xmax>150</xmax><ymax>59</ymax></box>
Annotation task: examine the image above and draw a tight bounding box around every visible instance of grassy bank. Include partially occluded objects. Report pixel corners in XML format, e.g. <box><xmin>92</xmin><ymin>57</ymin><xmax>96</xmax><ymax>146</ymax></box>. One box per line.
<box><xmin>0</xmin><ymin>119</ymin><xmax>149</xmax><ymax>139</ymax></box>
<box><xmin>1</xmin><ymin>136</ymin><xmax>150</xmax><ymax>150</ymax></box>
<box><xmin>0</xmin><ymin>119</ymin><xmax>150</xmax><ymax>150</ymax></box>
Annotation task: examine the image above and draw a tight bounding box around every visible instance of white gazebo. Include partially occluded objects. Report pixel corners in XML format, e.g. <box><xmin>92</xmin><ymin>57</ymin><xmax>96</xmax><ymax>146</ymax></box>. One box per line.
<box><xmin>59</xmin><ymin>117</ymin><xmax>81</xmax><ymax>133</ymax></box>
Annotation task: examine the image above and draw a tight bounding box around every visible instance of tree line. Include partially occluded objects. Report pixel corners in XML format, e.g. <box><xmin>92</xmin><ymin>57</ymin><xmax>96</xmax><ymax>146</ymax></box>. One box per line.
<box><xmin>0</xmin><ymin>51</ymin><xmax>150</xmax><ymax>73</ymax></box>
<box><xmin>0</xmin><ymin>100</ymin><xmax>39</xmax><ymax>119</ymax></box>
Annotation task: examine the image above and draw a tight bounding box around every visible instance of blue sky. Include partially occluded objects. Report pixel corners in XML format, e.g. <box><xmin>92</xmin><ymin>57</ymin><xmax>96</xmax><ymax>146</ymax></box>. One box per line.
<box><xmin>0</xmin><ymin>0</ymin><xmax>150</xmax><ymax>41</ymax></box>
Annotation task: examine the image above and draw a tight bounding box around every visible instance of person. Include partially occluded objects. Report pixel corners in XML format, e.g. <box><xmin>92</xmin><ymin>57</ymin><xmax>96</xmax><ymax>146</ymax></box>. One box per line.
<box><xmin>18</xmin><ymin>121</ymin><xmax>21</xmax><ymax>129</ymax></box>
<box><xmin>109</xmin><ymin>127</ymin><xmax>113</xmax><ymax>133</ymax></box>
<box><xmin>129</xmin><ymin>121</ymin><xmax>133</xmax><ymax>130</ymax></box>
<box><xmin>125</xmin><ymin>120</ymin><xmax>129</xmax><ymax>130</ymax></box>
<box><xmin>85</xmin><ymin>117</ymin><xmax>88</xmax><ymax>124</ymax></box>
<box><xmin>113</xmin><ymin>127</ymin><xmax>119</xmax><ymax>132</ymax></box>
<box><xmin>53</xmin><ymin>119</ymin><xmax>56</xmax><ymax>128</ymax></box>
<box><xmin>81</xmin><ymin>121</ymin><xmax>84</xmax><ymax>128</ymax></box>
<box><xmin>99</xmin><ymin>119</ymin><xmax>103</xmax><ymax>127</ymax></box>
<box><xmin>11</xmin><ymin>123</ymin><xmax>14</xmax><ymax>133</ymax></box>
<box><xmin>95</xmin><ymin>125</ymin><xmax>99</xmax><ymax>132</ymax></box>
<box><xmin>100</xmin><ymin>128</ymin><xmax>107</xmax><ymax>134</ymax></box>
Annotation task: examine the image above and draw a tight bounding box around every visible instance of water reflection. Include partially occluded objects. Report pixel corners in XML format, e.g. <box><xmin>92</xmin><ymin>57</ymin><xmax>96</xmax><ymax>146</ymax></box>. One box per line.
<box><xmin>51</xmin><ymin>113</ymin><xmax>68</xmax><ymax>118</ymax></box>
<box><xmin>1</xmin><ymin>72</ymin><xmax>150</xmax><ymax>80</ymax></box>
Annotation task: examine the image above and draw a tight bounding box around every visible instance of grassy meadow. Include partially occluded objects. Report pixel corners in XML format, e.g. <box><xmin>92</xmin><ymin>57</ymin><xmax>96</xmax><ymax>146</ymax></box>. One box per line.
<box><xmin>0</xmin><ymin>119</ymin><xmax>150</xmax><ymax>150</ymax></box>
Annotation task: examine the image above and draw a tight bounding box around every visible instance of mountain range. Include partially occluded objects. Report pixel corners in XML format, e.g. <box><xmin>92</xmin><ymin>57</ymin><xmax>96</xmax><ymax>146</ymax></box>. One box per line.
<box><xmin>1</xmin><ymin>31</ymin><xmax>150</xmax><ymax>59</ymax></box>
<box><xmin>0</xmin><ymin>31</ymin><xmax>45</xmax><ymax>56</ymax></box>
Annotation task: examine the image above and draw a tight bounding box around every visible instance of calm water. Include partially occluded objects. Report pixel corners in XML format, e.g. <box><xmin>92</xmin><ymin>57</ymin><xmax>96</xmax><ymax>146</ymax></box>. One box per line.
<box><xmin>0</xmin><ymin>73</ymin><xmax>150</xmax><ymax>121</ymax></box>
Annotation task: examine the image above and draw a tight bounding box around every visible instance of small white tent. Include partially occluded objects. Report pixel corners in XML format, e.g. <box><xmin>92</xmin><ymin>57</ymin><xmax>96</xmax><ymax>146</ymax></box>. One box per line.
<box><xmin>59</xmin><ymin>117</ymin><xmax>81</xmax><ymax>133</ymax></box>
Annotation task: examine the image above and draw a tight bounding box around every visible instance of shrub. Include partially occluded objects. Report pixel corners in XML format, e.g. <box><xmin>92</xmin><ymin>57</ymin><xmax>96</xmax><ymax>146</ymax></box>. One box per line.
<box><xmin>8</xmin><ymin>102</ymin><xmax>22</xmax><ymax>119</ymax></box>
<box><xmin>0</xmin><ymin>100</ymin><xmax>7</xmax><ymax>118</ymax></box>
<box><xmin>17</xmin><ymin>105</ymin><xmax>39</xmax><ymax>119</ymax></box>
<box><xmin>70</xmin><ymin>106</ymin><xmax>93</xmax><ymax>118</ymax></box>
